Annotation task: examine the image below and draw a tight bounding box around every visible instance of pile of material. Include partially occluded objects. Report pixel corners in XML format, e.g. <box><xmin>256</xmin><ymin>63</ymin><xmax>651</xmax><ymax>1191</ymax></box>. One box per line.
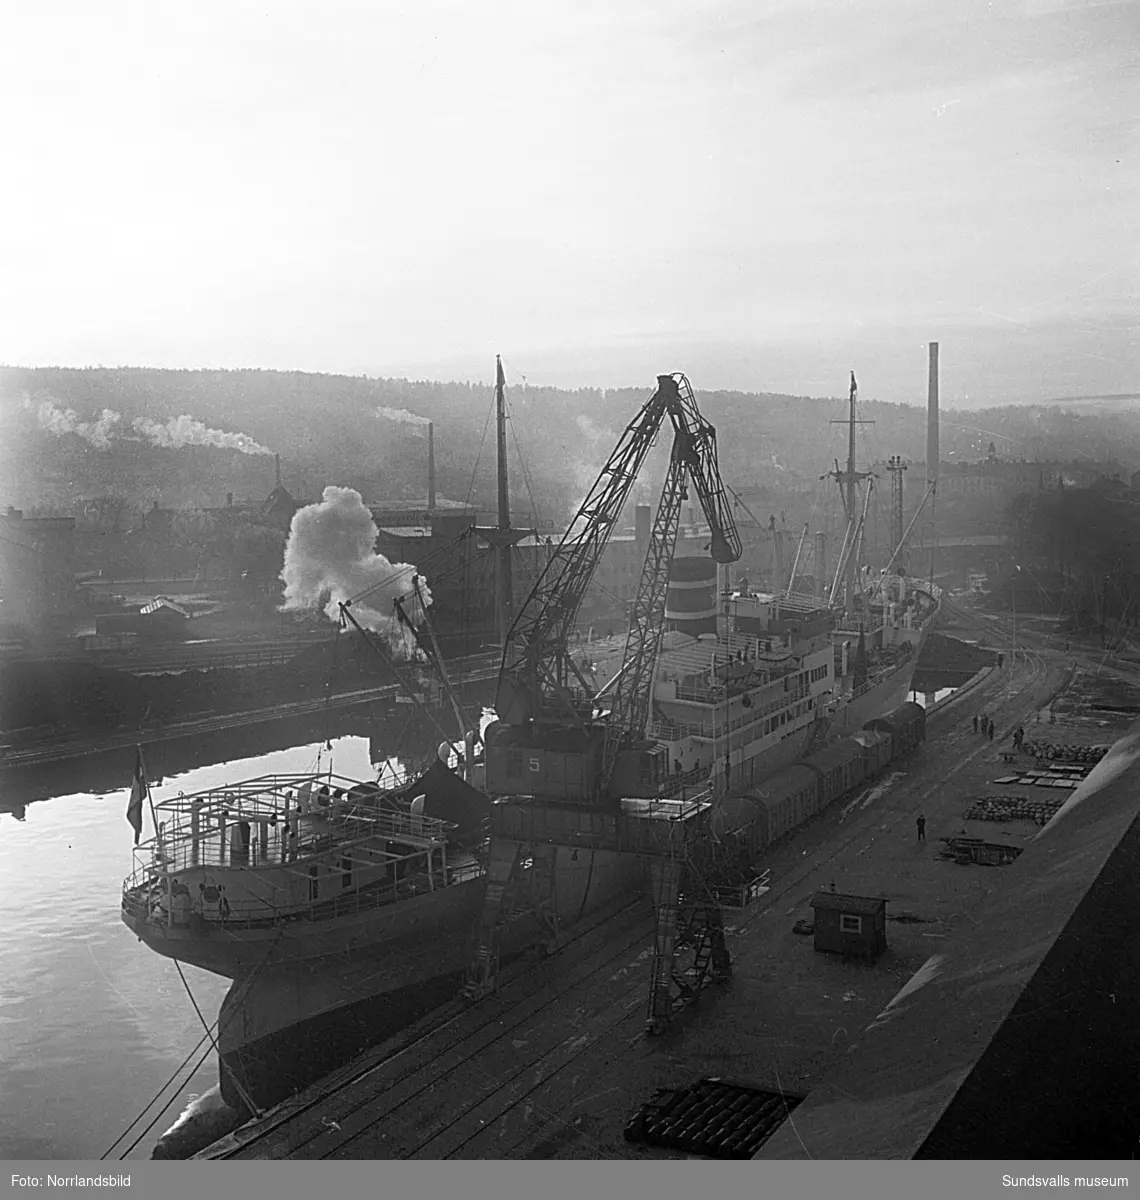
<box><xmin>964</xmin><ymin>795</ymin><xmax>1066</xmax><ymax>825</ymax></box>
<box><xmin>623</xmin><ymin>1078</ymin><xmax>801</xmax><ymax>1159</ymax></box>
<box><xmin>1022</xmin><ymin>741</ymin><xmax>1108</xmax><ymax>764</ymax></box>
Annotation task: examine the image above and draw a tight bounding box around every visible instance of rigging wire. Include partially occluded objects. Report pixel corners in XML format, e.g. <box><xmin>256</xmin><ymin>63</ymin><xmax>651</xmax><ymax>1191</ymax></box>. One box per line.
<box><xmin>112</xmin><ymin>1042</ymin><xmax>217</xmax><ymax>1161</ymax></box>
<box><xmin>102</xmin><ymin>929</ymin><xmax>286</xmax><ymax>1159</ymax></box>
<box><xmin>99</xmin><ymin>1029</ymin><xmax>215</xmax><ymax>1159</ymax></box>
<box><xmin>173</xmin><ymin>959</ymin><xmax>263</xmax><ymax>1120</ymax></box>
<box><xmin>463</xmin><ymin>386</ymin><xmax>497</xmax><ymax>512</ymax></box>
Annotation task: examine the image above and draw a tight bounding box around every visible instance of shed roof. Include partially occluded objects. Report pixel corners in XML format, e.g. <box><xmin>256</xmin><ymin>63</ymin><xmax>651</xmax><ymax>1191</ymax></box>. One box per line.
<box><xmin>810</xmin><ymin>892</ymin><xmax>887</xmax><ymax>915</ymax></box>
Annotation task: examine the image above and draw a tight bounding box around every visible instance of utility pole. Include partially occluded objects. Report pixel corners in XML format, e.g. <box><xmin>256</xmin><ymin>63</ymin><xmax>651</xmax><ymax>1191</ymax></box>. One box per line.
<box><xmin>1012</xmin><ymin>564</ymin><xmax>1019</xmax><ymax>661</ymax></box>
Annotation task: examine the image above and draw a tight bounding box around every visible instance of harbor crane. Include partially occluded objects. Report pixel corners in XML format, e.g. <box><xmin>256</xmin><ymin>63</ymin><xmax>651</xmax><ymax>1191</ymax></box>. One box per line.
<box><xmin>471</xmin><ymin>374</ymin><xmax>744</xmax><ymax>1031</ymax></box>
<box><xmin>485</xmin><ymin>372</ymin><xmax>741</xmax><ymax>806</ymax></box>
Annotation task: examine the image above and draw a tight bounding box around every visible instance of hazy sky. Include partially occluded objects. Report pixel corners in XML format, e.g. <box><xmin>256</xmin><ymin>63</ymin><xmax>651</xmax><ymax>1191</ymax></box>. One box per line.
<box><xmin>0</xmin><ymin>0</ymin><xmax>1135</xmax><ymax>405</ymax></box>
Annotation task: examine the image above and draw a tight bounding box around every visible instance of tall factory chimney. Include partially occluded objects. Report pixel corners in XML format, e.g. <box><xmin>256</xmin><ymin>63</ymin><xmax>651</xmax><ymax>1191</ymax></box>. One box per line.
<box><xmin>275</xmin><ymin>453</ymin><xmax>281</xmax><ymax>489</ymax></box>
<box><xmin>427</xmin><ymin>422</ymin><xmax>436</xmax><ymax>512</ymax></box>
<box><xmin>926</xmin><ymin>342</ymin><xmax>939</xmax><ymax>489</ymax></box>
<box><xmin>926</xmin><ymin>342</ymin><xmax>940</xmax><ymax>586</ymax></box>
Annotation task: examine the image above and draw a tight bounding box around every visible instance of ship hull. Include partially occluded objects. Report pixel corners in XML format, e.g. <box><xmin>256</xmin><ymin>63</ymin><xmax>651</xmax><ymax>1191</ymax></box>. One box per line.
<box><xmin>209</xmin><ymin>846</ymin><xmax>643</xmax><ymax>1111</ymax></box>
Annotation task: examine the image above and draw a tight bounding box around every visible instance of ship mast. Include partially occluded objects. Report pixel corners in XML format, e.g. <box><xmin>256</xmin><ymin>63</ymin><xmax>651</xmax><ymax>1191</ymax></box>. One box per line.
<box><xmin>828</xmin><ymin>372</ymin><xmax>873</xmax><ymax>618</ymax></box>
<box><xmin>473</xmin><ymin>355</ymin><xmax>530</xmax><ymax>649</ymax></box>
<box><xmin>495</xmin><ymin>356</ymin><xmax>513</xmax><ymax>646</ymax></box>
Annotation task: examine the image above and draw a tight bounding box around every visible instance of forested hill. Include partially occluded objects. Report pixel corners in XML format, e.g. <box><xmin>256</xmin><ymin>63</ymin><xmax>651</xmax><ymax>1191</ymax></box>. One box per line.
<box><xmin>2</xmin><ymin>366</ymin><xmax>1137</xmax><ymax>520</ymax></box>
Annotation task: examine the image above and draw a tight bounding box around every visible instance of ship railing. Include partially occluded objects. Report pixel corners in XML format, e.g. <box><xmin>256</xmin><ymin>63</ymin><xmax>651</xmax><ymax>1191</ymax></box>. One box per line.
<box><xmin>672</xmin><ymin>682</ymin><xmax>810</xmax><ymax>714</ymax></box>
<box><xmin>649</xmin><ymin>693</ymin><xmax>813</xmax><ymax>744</ymax></box>
<box><xmin>132</xmin><ymin>789</ymin><xmax>455</xmax><ymax>875</ymax></box>
<box><xmin>845</xmin><ymin>663</ymin><xmax>902</xmax><ymax>702</ymax></box>
<box><xmin>126</xmin><ymin>812</ymin><xmax>457</xmax><ymax>882</ymax></box>
<box><xmin>656</xmin><ymin>766</ymin><xmax>711</xmax><ymax>797</ymax></box>
<box><xmin>147</xmin><ymin>773</ymin><xmax>447</xmax><ymax>829</ymax></box>
<box><xmin>121</xmin><ymin>856</ymin><xmax>488</xmax><ymax>931</ymax></box>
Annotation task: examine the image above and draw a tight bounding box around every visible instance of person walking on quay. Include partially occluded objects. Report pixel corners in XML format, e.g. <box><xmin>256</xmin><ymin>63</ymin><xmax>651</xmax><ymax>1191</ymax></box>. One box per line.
<box><xmin>988</xmin><ymin>722</ymin><xmax>995</xmax><ymax>741</ymax></box>
<box><xmin>973</xmin><ymin>714</ymin><xmax>979</xmax><ymax>734</ymax></box>
<box><xmin>916</xmin><ymin>814</ymin><xmax>927</xmax><ymax>843</ymax></box>
<box><xmin>980</xmin><ymin>712</ymin><xmax>988</xmax><ymax>734</ymax></box>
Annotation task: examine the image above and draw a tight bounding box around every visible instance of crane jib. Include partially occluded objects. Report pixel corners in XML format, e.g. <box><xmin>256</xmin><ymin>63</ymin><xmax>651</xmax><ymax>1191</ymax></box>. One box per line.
<box><xmin>486</xmin><ymin>371</ymin><xmax>743</xmax><ymax>806</ymax></box>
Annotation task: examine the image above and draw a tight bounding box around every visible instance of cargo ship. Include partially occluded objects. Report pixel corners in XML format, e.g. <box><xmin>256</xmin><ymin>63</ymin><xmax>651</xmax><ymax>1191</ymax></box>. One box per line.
<box><xmin>120</xmin><ymin>365</ymin><xmax>938</xmax><ymax>1117</ymax></box>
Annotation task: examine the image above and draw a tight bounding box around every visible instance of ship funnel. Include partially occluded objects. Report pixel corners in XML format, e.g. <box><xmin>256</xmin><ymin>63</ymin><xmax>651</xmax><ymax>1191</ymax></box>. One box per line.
<box><xmin>666</xmin><ymin>547</ymin><xmax>718</xmax><ymax>637</ymax></box>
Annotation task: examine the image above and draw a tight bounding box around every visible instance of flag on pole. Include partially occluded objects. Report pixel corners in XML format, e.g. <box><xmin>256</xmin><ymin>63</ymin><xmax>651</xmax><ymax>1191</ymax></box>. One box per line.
<box><xmin>850</xmin><ymin>371</ymin><xmax>858</xmax><ymax>395</ymax></box>
<box><xmin>127</xmin><ymin>747</ymin><xmax>147</xmax><ymax>845</ymax></box>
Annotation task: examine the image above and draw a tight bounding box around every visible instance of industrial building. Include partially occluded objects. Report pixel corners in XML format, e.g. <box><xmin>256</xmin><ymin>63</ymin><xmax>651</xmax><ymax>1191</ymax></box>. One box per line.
<box><xmin>0</xmin><ymin>507</ymin><xmax>77</xmax><ymax>641</ymax></box>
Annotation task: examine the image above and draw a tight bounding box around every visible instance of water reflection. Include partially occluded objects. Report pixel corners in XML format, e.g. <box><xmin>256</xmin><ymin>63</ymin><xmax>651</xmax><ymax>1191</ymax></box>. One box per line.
<box><xmin>0</xmin><ymin>713</ymin><xmax>408</xmax><ymax>1160</ymax></box>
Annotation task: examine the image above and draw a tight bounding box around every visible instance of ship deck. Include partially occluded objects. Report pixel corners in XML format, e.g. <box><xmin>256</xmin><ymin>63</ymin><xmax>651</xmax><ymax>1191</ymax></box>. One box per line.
<box><xmin>199</xmin><ymin>623</ymin><xmax>1139</xmax><ymax>1160</ymax></box>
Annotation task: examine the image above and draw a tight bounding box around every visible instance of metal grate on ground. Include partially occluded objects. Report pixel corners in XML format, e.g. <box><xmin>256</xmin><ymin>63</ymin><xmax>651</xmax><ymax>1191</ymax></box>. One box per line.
<box><xmin>623</xmin><ymin>1078</ymin><xmax>802</xmax><ymax>1159</ymax></box>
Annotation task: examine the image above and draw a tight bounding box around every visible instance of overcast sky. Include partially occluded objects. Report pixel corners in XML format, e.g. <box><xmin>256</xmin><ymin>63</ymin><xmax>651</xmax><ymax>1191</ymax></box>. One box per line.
<box><xmin>0</xmin><ymin>0</ymin><xmax>1135</xmax><ymax>406</ymax></box>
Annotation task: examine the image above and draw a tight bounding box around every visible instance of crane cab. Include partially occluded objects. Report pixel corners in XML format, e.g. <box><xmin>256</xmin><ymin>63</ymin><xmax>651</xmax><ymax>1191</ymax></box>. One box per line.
<box><xmin>609</xmin><ymin>742</ymin><xmax>672</xmax><ymax>799</ymax></box>
<box><xmin>483</xmin><ymin>720</ymin><xmax>607</xmax><ymax>805</ymax></box>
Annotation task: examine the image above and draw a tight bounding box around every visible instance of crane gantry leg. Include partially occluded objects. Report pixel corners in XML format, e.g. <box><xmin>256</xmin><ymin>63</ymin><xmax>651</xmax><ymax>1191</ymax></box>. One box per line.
<box><xmin>463</xmin><ymin>838</ymin><xmax>562</xmax><ymax>1002</ymax></box>
<box><xmin>463</xmin><ymin>837</ymin><xmax>523</xmax><ymax>1001</ymax></box>
<box><xmin>646</xmin><ymin>853</ymin><xmax>732</xmax><ymax>1035</ymax></box>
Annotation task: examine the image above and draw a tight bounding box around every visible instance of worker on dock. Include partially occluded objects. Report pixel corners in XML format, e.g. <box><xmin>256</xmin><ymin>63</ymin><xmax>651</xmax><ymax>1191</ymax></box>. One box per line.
<box><xmin>916</xmin><ymin>814</ymin><xmax>926</xmax><ymax>842</ymax></box>
<box><xmin>972</xmin><ymin>714</ymin><xmax>978</xmax><ymax>734</ymax></box>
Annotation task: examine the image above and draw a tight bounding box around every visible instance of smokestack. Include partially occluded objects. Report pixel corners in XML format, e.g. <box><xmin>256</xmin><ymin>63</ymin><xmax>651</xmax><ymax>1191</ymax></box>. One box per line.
<box><xmin>427</xmin><ymin>422</ymin><xmax>436</xmax><ymax>512</ymax></box>
<box><xmin>927</xmin><ymin>342</ymin><xmax>939</xmax><ymax>488</ymax></box>
<box><xmin>275</xmin><ymin>453</ymin><xmax>281</xmax><ymax>489</ymax></box>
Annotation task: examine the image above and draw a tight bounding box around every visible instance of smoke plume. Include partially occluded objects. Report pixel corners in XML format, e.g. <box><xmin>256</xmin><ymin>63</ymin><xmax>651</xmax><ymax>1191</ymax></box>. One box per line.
<box><xmin>25</xmin><ymin>396</ymin><xmax>271</xmax><ymax>456</ymax></box>
<box><xmin>29</xmin><ymin>398</ymin><xmax>122</xmax><ymax>448</ymax></box>
<box><xmin>280</xmin><ymin>486</ymin><xmax>431</xmax><ymax>640</ymax></box>
<box><xmin>131</xmin><ymin>415</ymin><xmax>272</xmax><ymax>456</ymax></box>
<box><xmin>375</xmin><ymin>406</ymin><xmax>430</xmax><ymax>431</ymax></box>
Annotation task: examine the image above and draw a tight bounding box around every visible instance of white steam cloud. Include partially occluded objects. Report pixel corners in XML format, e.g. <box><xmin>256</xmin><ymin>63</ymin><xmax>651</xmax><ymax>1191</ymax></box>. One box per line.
<box><xmin>130</xmin><ymin>415</ymin><xmax>272</xmax><ymax>456</ymax></box>
<box><xmin>28</xmin><ymin>398</ymin><xmax>122</xmax><ymax>448</ymax></box>
<box><xmin>26</xmin><ymin>396</ymin><xmax>272</xmax><ymax>456</ymax></box>
<box><xmin>280</xmin><ymin>486</ymin><xmax>431</xmax><ymax>641</ymax></box>
<box><xmin>375</xmin><ymin>406</ymin><xmax>430</xmax><ymax>430</ymax></box>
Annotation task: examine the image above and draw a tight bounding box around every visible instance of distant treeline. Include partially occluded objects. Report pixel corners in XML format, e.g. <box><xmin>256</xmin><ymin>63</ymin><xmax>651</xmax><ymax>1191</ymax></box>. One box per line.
<box><xmin>3</xmin><ymin>366</ymin><xmax>1138</xmax><ymax>523</ymax></box>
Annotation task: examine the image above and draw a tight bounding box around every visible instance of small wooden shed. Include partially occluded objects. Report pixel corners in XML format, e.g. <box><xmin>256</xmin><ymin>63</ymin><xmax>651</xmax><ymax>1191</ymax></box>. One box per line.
<box><xmin>809</xmin><ymin>892</ymin><xmax>887</xmax><ymax>960</ymax></box>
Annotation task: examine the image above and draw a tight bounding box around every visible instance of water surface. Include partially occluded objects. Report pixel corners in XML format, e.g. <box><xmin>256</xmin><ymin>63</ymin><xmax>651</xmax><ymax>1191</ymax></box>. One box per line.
<box><xmin>0</xmin><ymin>730</ymin><xmax>378</xmax><ymax>1160</ymax></box>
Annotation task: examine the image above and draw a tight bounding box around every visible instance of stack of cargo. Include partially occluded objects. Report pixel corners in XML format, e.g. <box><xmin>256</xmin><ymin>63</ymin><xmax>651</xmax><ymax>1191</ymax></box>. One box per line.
<box><xmin>964</xmin><ymin>795</ymin><xmax>1066</xmax><ymax>826</ymax></box>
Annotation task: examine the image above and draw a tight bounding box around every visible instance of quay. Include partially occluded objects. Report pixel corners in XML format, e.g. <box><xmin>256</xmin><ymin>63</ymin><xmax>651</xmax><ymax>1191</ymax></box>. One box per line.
<box><xmin>0</xmin><ymin>652</ymin><xmax>500</xmax><ymax>770</ymax></box>
<box><xmin>198</xmin><ymin>616</ymin><xmax>1140</xmax><ymax>1160</ymax></box>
